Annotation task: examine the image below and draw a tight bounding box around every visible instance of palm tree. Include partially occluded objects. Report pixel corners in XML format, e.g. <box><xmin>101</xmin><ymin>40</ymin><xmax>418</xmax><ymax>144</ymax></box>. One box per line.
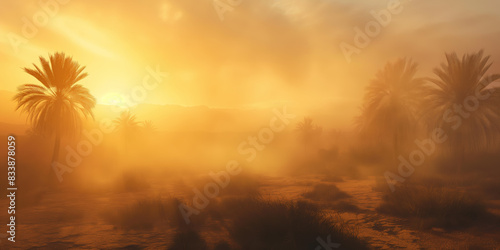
<box><xmin>356</xmin><ymin>58</ymin><xmax>424</xmax><ymax>156</ymax></box>
<box><xmin>421</xmin><ymin>51</ymin><xmax>500</xmax><ymax>169</ymax></box>
<box><xmin>142</xmin><ymin>120</ymin><xmax>157</xmax><ymax>133</ymax></box>
<box><xmin>113</xmin><ymin>111</ymin><xmax>141</xmax><ymax>152</ymax></box>
<box><xmin>295</xmin><ymin>117</ymin><xmax>322</xmax><ymax>155</ymax></box>
<box><xmin>113</xmin><ymin>111</ymin><xmax>140</xmax><ymax>136</ymax></box>
<box><xmin>14</xmin><ymin>52</ymin><xmax>95</xmax><ymax>174</ymax></box>
<box><xmin>113</xmin><ymin>111</ymin><xmax>141</xmax><ymax>134</ymax></box>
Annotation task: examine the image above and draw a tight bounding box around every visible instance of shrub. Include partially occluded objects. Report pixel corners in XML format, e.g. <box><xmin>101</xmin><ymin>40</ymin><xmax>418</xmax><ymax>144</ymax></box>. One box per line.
<box><xmin>378</xmin><ymin>184</ymin><xmax>490</xmax><ymax>229</ymax></box>
<box><xmin>167</xmin><ymin>230</ymin><xmax>208</xmax><ymax>250</ymax></box>
<box><xmin>302</xmin><ymin>184</ymin><xmax>351</xmax><ymax>201</ymax></box>
<box><xmin>220</xmin><ymin>197</ymin><xmax>369</xmax><ymax>250</ymax></box>
<box><xmin>102</xmin><ymin>196</ymin><xmax>182</xmax><ymax>230</ymax></box>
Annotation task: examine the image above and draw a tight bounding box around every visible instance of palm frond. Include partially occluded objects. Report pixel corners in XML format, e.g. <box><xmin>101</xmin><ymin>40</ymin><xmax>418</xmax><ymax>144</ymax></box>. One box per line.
<box><xmin>14</xmin><ymin>53</ymin><xmax>95</xmax><ymax>137</ymax></box>
<box><xmin>422</xmin><ymin>50</ymin><xmax>500</xmax><ymax>153</ymax></box>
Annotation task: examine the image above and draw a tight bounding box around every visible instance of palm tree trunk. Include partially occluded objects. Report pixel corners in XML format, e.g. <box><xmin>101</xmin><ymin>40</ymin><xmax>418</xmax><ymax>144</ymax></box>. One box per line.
<box><xmin>51</xmin><ymin>131</ymin><xmax>61</xmax><ymax>165</ymax></box>
<box><xmin>457</xmin><ymin>137</ymin><xmax>465</xmax><ymax>175</ymax></box>
<box><xmin>394</xmin><ymin>132</ymin><xmax>400</xmax><ymax>159</ymax></box>
<box><xmin>451</xmin><ymin>134</ymin><xmax>464</xmax><ymax>188</ymax></box>
<box><xmin>47</xmin><ymin>130</ymin><xmax>61</xmax><ymax>188</ymax></box>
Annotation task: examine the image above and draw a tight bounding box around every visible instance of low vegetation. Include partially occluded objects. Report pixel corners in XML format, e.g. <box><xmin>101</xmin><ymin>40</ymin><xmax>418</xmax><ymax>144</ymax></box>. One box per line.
<box><xmin>104</xmin><ymin>194</ymin><xmax>369</xmax><ymax>249</ymax></box>
<box><xmin>302</xmin><ymin>183</ymin><xmax>351</xmax><ymax>201</ymax></box>
<box><xmin>217</xmin><ymin>197</ymin><xmax>368</xmax><ymax>250</ymax></box>
<box><xmin>378</xmin><ymin>184</ymin><xmax>491</xmax><ymax>229</ymax></box>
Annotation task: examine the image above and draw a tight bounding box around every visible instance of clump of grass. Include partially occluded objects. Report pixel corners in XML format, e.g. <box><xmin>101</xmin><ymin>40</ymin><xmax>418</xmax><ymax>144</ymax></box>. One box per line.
<box><xmin>102</xmin><ymin>195</ymin><xmax>217</xmax><ymax>232</ymax></box>
<box><xmin>220</xmin><ymin>196</ymin><xmax>369</xmax><ymax>250</ymax></box>
<box><xmin>186</xmin><ymin>173</ymin><xmax>261</xmax><ymax>200</ymax></box>
<box><xmin>219</xmin><ymin>173</ymin><xmax>261</xmax><ymax>197</ymax></box>
<box><xmin>302</xmin><ymin>184</ymin><xmax>351</xmax><ymax>201</ymax></box>
<box><xmin>103</xmin><ymin>197</ymin><xmax>167</xmax><ymax>230</ymax></box>
<box><xmin>378</xmin><ymin>184</ymin><xmax>490</xmax><ymax>229</ymax></box>
<box><xmin>167</xmin><ymin>230</ymin><xmax>208</xmax><ymax>250</ymax></box>
<box><xmin>372</xmin><ymin>176</ymin><xmax>392</xmax><ymax>192</ymax></box>
<box><xmin>479</xmin><ymin>176</ymin><xmax>500</xmax><ymax>199</ymax></box>
<box><xmin>15</xmin><ymin>188</ymin><xmax>46</xmax><ymax>208</ymax></box>
<box><xmin>302</xmin><ymin>184</ymin><xmax>360</xmax><ymax>212</ymax></box>
<box><xmin>103</xmin><ymin>196</ymin><xmax>184</xmax><ymax>230</ymax></box>
<box><xmin>115</xmin><ymin>171</ymin><xmax>150</xmax><ymax>192</ymax></box>
<box><xmin>332</xmin><ymin>200</ymin><xmax>361</xmax><ymax>213</ymax></box>
<box><xmin>321</xmin><ymin>175</ymin><xmax>344</xmax><ymax>183</ymax></box>
<box><xmin>213</xmin><ymin>241</ymin><xmax>232</xmax><ymax>250</ymax></box>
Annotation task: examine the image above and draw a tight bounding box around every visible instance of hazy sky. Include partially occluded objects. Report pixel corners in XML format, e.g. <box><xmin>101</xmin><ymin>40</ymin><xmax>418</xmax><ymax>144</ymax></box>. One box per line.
<box><xmin>1</xmin><ymin>0</ymin><xmax>500</xmax><ymax>111</ymax></box>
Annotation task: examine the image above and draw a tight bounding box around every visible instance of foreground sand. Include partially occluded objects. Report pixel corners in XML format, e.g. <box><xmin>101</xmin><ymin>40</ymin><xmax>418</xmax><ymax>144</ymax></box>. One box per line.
<box><xmin>1</xmin><ymin>176</ymin><xmax>499</xmax><ymax>249</ymax></box>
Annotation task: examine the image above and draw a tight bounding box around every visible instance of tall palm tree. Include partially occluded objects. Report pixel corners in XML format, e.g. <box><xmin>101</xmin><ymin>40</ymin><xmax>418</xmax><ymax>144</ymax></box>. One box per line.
<box><xmin>14</xmin><ymin>52</ymin><xmax>95</xmax><ymax>171</ymax></box>
<box><xmin>421</xmin><ymin>51</ymin><xmax>500</xmax><ymax>166</ymax></box>
<box><xmin>356</xmin><ymin>58</ymin><xmax>424</xmax><ymax>156</ymax></box>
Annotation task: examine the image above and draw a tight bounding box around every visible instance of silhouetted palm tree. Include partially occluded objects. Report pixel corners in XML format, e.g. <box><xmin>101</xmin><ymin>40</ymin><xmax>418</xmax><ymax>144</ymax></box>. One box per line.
<box><xmin>295</xmin><ymin>117</ymin><xmax>322</xmax><ymax>155</ymax></box>
<box><xmin>14</xmin><ymin>52</ymin><xmax>95</xmax><ymax>173</ymax></box>
<box><xmin>114</xmin><ymin>111</ymin><xmax>141</xmax><ymax>135</ymax></box>
<box><xmin>113</xmin><ymin>111</ymin><xmax>141</xmax><ymax>152</ymax></box>
<box><xmin>142</xmin><ymin>120</ymin><xmax>157</xmax><ymax>133</ymax></box>
<box><xmin>421</xmin><ymin>51</ymin><xmax>500</xmax><ymax>167</ymax></box>
<box><xmin>356</xmin><ymin>58</ymin><xmax>424</xmax><ymax>156</ymax></box>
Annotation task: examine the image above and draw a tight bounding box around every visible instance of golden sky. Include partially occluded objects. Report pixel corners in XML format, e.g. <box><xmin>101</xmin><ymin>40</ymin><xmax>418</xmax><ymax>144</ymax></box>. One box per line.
<box><xmin>1</xmin><ymin>0</ymin><xmax>500</xmax><ymax>110</ymax></box>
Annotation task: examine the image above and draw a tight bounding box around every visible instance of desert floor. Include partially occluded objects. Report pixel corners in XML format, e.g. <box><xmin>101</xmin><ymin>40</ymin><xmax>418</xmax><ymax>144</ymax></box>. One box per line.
<box><xmin>1</xmin><ymin>175</ymin><xmax>499</xmax><ymax>249</ymax></box>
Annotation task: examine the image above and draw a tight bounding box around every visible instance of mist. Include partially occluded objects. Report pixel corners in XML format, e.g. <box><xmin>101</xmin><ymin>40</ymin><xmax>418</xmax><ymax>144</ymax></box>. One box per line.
<box><xmin>1</xmin><ymin>0</ymin><xmax>500</xmax><ymax>249</ymax></box>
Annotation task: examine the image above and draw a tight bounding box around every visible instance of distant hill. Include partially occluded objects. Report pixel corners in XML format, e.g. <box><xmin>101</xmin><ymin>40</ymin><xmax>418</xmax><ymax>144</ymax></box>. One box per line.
<box><xmin>0</xmin><ymin>89</ymin><xmax>357</xmax><ymax>134</ymax></box>
<box><xmin>93</xmin><ymin>103</ymin><xmax>280</xmax><ymax>133</ymax></box>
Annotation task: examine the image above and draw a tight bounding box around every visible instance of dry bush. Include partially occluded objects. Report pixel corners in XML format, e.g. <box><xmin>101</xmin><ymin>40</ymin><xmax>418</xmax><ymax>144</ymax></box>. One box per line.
<box><xmin>378</xmin><ymin>184</ymin><xmax>491</xmax><ymax>229</ymax></box>
<box><xmin>219</xmin><ymin>196</ymin><xmax>369</xmax><ymax>250</ymax></box>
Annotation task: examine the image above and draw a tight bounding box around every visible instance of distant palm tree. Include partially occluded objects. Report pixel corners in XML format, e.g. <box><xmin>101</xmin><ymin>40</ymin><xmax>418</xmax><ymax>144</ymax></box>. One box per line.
<box><xmin>113</xmin><ymin>111</ymin><xmax>141</xmax><ymax>152</ymax></box>
<box><xmin>295</xmin><ymin>117</ymin><xmax>322</xmax><ymax>155</ymax></box>
<box><xmin>113</xmin><ymin>111</ymin><xmax>141</xmax><ymax>135</ymax></box>
<box><xmin>142</xmin><ymin>120</ymin><xmax>157</xmax><ymax>133</ymax></box>
<box><xmin>14</xmin><ymin>52</ymin><xmax>95</xmax><ymax>172</ymax></box>
<box><xmin>421</xmin><ymin>51</ymin><xmax>500</xmax><ymax>165</ymax></box>
<box><xmin>354</xmin><ymin>105</ymin><xmax>369</xmax><ymax>134</ymax></box>
<box><xmin>356</xmin><ymin>58</ymin><xmax>424</xmax><ymax>156</ymax></box>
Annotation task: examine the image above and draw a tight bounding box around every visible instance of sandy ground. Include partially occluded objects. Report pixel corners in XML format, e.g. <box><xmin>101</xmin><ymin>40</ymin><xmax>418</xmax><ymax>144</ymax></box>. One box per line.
<box><xmin>0</xmin><ymin>176</ymin><xmax>499</xmax><ymax>249</ymax></box>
